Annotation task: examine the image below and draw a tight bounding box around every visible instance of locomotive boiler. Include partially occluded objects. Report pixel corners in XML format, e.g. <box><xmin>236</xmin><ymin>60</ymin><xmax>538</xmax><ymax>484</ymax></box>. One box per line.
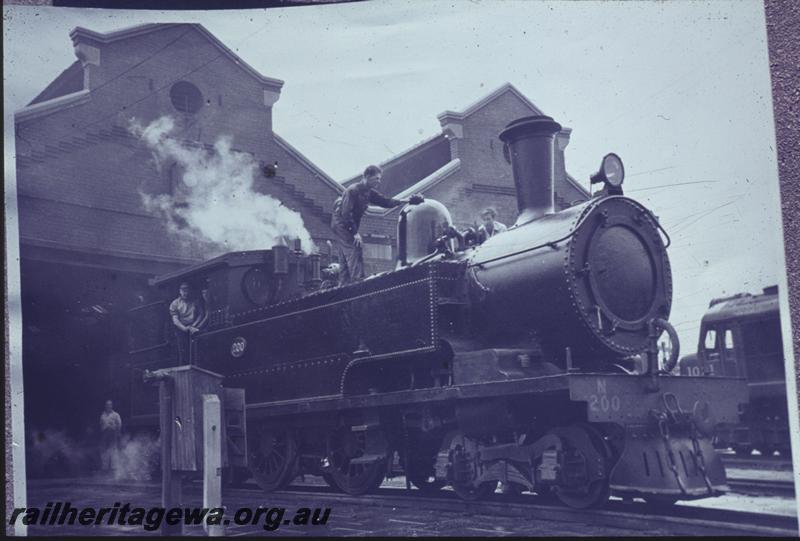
<box><xmin>130</xmin><ymin>115</ymin><xmax>748</xmax><ymax>508</ymax></box>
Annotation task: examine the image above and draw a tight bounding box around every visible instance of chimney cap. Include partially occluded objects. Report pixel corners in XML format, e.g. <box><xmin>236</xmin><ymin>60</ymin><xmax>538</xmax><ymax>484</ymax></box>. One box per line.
<box><xmin>499</xmin><ymin>115</ymin><xmax>562</xmax><ymax>144</ymax></box>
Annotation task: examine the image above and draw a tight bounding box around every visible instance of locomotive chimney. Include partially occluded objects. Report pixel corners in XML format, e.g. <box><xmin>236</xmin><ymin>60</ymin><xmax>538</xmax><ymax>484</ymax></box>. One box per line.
<box><xmin>499</xmin><ymin>115</ymin><xmax>562</xmax><ymax>225</ymax></box>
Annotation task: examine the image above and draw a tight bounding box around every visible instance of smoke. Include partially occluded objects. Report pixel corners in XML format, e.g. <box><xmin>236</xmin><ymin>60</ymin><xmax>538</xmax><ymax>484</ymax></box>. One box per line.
<box><xmin>131</xmin><ymin>116</ymin><xmax>315</xmax><ymax>258</ymax></box>
<box><xmin>27</xmin><ymin>429</ymin><xmax>92</xmax><ymax>478</ymax></box>
<box><xmin>111</xmin><ymin>432</ymin><xmax>161</xmax><ymax>482</ymax></box>
<box><xmin>26</xmin><ymin>428</ymin><xmax>160</xmax><ymax>481</ymax></box>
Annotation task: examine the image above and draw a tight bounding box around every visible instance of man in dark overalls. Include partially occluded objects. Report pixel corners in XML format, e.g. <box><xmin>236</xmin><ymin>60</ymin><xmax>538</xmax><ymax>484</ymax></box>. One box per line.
<box><xmin>331</xmin><ymin>165</ymin><xmax>423</xmax><ymax>284</ymax></box>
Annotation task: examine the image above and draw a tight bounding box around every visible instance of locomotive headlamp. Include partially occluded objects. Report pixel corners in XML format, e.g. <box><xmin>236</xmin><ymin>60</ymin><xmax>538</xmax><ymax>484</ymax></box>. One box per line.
<box><xmin>590</xmin><ymin>153</ymin><xmax>625</xmax><ymax>188</ymax></box>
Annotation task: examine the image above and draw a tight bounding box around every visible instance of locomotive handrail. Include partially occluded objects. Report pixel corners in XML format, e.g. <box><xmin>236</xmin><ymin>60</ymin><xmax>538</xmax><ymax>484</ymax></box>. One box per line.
<box><xmin>468</xmin><ymin>235</ymin><xmax>574</xmax><ymax>268</ymax></box>
<box><xmin>653</xmin><ymin>317</ymin><xmax>681</xmax><ymax>373</ymax></box>
<box><xmin>468</xmin><ymin>196</ymin><xmax>670</xmax><ymax>268</ymax></box>
<box><xmin>647</xmin><ymin>208</ymin><xmax>672</xmax><ymax>249</ymax></box>
<box><xmin>467</xmin><ymin>207</ymin><xmax>593</xmax><ymax>269</ymax></box>
<box><xmin>127</xmin><ymin>300</ymin><xmax>168</xmax><ymax>313</ymax></box>
<box><xmin>128</xmin><ymin>341</ymin><xmax>171</xmax><ymax>356</ymax></box>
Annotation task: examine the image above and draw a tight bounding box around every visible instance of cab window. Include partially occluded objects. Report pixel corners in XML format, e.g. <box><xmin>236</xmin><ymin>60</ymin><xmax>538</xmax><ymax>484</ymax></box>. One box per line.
<box><xmin>724</xmin><ymin>328</ymin><xmax>735</xmax><ymax>354</ymax></box>
<box><xmin>703</xmin><ymin>328</ymin><xmax>717</xmax><ymax>353</ymax></box>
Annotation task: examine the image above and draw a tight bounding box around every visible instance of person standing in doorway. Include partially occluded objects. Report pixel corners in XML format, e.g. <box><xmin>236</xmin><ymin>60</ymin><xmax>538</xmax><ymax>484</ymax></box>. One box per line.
<box><xmin>169</xmin><ymin>282</ymin><xmax>203</xmax><ymax>363</ymax></box>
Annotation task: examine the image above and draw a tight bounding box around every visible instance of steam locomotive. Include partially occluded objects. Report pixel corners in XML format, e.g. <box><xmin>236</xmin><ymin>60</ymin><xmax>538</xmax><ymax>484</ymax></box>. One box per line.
<box><xmin>678</xmin><ymin>286</ymin><xmax>790</xmax><ymax>457</ymax></box>
<box><xmin>124</xmin><ymin>115</ymin><xmax>748</xmax><ymax>509</ymax></box>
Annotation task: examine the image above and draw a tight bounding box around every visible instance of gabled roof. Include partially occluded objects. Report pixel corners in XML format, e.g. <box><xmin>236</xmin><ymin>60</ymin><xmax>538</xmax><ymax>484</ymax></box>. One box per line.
<box><xmin>341</xmin><ymin>83</ymin><xmax>546</xmax><ymax>198</ymax></box>
<box><xmin>395</xmin><ymin>159</ymin><xmax>461</xmax><ymax>200</ymax></box>
<box><xmin>16</xmin><ymin>89</ymin><xmax>90</xmax><ymax>124</ymax></box>
<box><xmin>18</xmin><ymin>23</ymin><xmax>285</xmax><ymax>123</ymax></box>
<box><xmin>29</xmin><ymin>60</ymin><xmax>84</xmax><ymax>106</ymax></box>
<box><xmin>273</xmin><ymin>133</ymin><xmax>342</xmax><ymax>194</ymax></box>
<box><xmin>365</xmin><ymin>159</ymin><xmax>462</xmax><ymax>217</ymax></box>
<box><xmin>70</xmin><ymin>23</ymin><xmax>284</xmax><ymax>90</ymax></box>
<box><xmin>436</xmin><ymin>82</ymin><xmax>543</xmax><ymax>122</ymax></box>
<box><xmin>342</xmin><ymin>133</ymin><xmax>452</xmax><ymax>196</ymax></box>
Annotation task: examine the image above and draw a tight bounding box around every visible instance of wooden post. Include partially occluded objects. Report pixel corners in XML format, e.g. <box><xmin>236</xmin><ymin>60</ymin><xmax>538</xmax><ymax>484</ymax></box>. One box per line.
<box><xmin>203</xmin><ymin>394</ymin><xmax>224</xmax><ymax>537</ymax></box>
<box><xmin>159</xmin><ymin>382</ymin><xmax>183</xmax><ymax>536</ymax></box>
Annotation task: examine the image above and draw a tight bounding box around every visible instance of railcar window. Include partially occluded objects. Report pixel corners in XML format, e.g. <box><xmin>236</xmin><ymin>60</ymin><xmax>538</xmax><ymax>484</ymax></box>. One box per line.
<box><xmin>703</xmin><ymin>329</ymin><xmax>717</xmax><ymax>351</ymax></box>
<box><xmin>724</xmin><ymin>329</ymin><xmax>735</xmax><ymax>352</ymax></box>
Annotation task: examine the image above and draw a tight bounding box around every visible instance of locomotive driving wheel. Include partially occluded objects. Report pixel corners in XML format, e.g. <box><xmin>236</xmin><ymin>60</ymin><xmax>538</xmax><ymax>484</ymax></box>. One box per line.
<box><xmin>535</xmin><ymin>424</ymin><xmax>612</xmax><ymax>509</ymax></box>
<box><xmin>326</xmin><ymin>428</ymin><xmax>388</xmax><ymax>496</ymax></box>
<box><xmin>249</xmin><ymin>427</ymin><xmax>298</xmax><ymax>493</ymax></box>
<box><xmin>444</xmin><ymin>431</ymin><xmax>498</xmax><ymax>501</ymax></box>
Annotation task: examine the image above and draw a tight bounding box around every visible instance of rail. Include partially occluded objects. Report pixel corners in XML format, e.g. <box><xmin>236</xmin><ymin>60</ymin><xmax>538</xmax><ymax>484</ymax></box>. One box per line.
<box><xmin>28</xmin><ymin>477</ymin><xmax>797</xmax><ymax>537</ymax></box>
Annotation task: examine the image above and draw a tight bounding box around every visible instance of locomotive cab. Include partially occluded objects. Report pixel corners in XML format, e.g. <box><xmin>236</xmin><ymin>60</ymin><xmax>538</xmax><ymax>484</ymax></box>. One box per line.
<box><xmin>123</xmin><ymin>246</ymin><xmax>331</xmax><ymax>423</ymax></box>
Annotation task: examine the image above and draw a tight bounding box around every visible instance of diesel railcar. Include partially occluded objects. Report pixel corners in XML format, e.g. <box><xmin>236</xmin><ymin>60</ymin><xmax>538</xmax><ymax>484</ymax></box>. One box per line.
<box><xmin>679</xmin><ymin>286</ymin><xmax>790</xmax><ymax>456</ymax></box>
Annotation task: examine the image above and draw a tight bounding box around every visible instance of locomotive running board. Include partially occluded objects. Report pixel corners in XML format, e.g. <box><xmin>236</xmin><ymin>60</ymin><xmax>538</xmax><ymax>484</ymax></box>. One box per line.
<box><xmin>566</xmin><ymin>374</ymin><xmax>747</xmax><ymax>426</ymax></box>
<box><xmin>245</xmin><ymin>372</ymin><xmax>747</xmax><ymax>424</ymax></box>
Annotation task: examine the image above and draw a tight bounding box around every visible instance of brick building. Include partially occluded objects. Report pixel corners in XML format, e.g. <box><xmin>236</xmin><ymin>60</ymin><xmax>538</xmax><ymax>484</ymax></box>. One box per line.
<box><xmin>13</xmin><ymin>23</ymin><xmax>588</xmax><ymax>439</ymax></box>
<box><xmin>345</xmin><ymin>83</ymin><xmax>589</xmax><ymax>274</ymax></box>
<box><xmin>13</xmin><ymin>23</ymin><xmax>343</xmax><ymax>434</ymax></box>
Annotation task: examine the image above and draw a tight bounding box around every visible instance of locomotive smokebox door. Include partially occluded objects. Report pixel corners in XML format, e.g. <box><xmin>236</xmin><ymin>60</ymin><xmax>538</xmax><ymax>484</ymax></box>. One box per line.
<box><xmin>154</xmin><ymin>365</ymin><xmax>225</xmax><ymax>472</ymax></box>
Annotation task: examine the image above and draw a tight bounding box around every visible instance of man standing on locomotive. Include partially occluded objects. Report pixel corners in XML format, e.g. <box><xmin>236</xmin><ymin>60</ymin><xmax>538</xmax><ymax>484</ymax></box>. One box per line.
<box><xmin>169</xmin><ymin>282</ymin><xmax>203</xmax><ymax>363</ymax></box>
<box><xmin>331</xmin><ymin>165</ymin><xmax>423</xmax><ymax>284</ymax></box>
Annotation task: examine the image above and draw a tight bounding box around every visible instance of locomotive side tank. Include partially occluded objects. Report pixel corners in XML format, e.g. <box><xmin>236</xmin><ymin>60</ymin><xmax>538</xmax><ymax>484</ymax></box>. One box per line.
<box><xmin>132</xmin><ymin>114</ymin><xmax>748</xmax><ymax>508</ymax></box>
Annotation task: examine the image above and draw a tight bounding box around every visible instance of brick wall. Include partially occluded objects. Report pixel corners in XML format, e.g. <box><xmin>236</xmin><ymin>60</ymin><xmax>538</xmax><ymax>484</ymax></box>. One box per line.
<box><xmin>15</xmin><ymin>24</ymin><xmax>341</xmax><ymax>265</ymax></box>
<box><xmin>357</xmin><ymin>89</ymin><xmax>589</xmax><ymax>235</ymax></box>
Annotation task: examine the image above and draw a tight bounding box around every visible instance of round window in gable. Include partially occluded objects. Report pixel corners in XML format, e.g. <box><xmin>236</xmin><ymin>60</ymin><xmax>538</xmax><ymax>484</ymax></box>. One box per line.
<box><xmin>170</xmin><ymin>81</ymin><xmax>203</xmax><ymax>114</ymax></box>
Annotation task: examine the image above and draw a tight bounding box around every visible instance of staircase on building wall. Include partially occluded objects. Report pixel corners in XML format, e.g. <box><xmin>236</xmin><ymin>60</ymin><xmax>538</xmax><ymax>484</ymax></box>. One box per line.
<box><xmin>16</xmin><ymin>124</ymin><xmax>334</xmax><ymax>227</ymax></box>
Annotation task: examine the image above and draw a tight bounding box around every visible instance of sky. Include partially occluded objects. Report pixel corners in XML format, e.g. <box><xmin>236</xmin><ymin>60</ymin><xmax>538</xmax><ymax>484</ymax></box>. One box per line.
<box><xmin>2</xmin><ymin>0</ymin><xmax>786</xmax><ymax>354</ymax></box>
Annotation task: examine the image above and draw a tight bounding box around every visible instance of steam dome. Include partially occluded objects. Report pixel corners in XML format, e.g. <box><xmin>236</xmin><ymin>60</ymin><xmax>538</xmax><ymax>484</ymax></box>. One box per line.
<box><xmin>397</xmin><ymin>199</ymin><xmax>453</xmax><ymax>267</ymax></box>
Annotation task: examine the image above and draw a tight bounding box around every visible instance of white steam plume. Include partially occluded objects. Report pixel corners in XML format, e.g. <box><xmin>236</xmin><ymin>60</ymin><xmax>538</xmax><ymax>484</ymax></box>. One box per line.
<box><xmin>111</xmin><ymin>432</ymin><xmax>161</xmax><ymax>482</ymax></box>
<box><xmin>131</xmin><ymin>116</ymin><xmax>315</xmax><ymax>257</ymax></box>
<box><xmin>27</xmin><ymin>428</ymin><xmax>161</xmax><ymax>480</ymax></box>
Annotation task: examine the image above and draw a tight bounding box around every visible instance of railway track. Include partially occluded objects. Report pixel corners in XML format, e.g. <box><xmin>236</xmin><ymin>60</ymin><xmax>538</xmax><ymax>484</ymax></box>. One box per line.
<box><xmin>234</xmin><ymin>483</ymin><xmax>797</xmax><ymax>537</ymax></box>
<box><xmin>727</xmin><ymin>477</ymin><xmax>796</xmax><ymax>497</ymax></box>
<box><xmin>29</xmin><ymin>477</ymin><xmax>797</xmax><ymax>536</ymax></box>
<box><xmin>721</xmin><ymin>455</ymin><xmax>794</xmax><ymax>471</ymax></box>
